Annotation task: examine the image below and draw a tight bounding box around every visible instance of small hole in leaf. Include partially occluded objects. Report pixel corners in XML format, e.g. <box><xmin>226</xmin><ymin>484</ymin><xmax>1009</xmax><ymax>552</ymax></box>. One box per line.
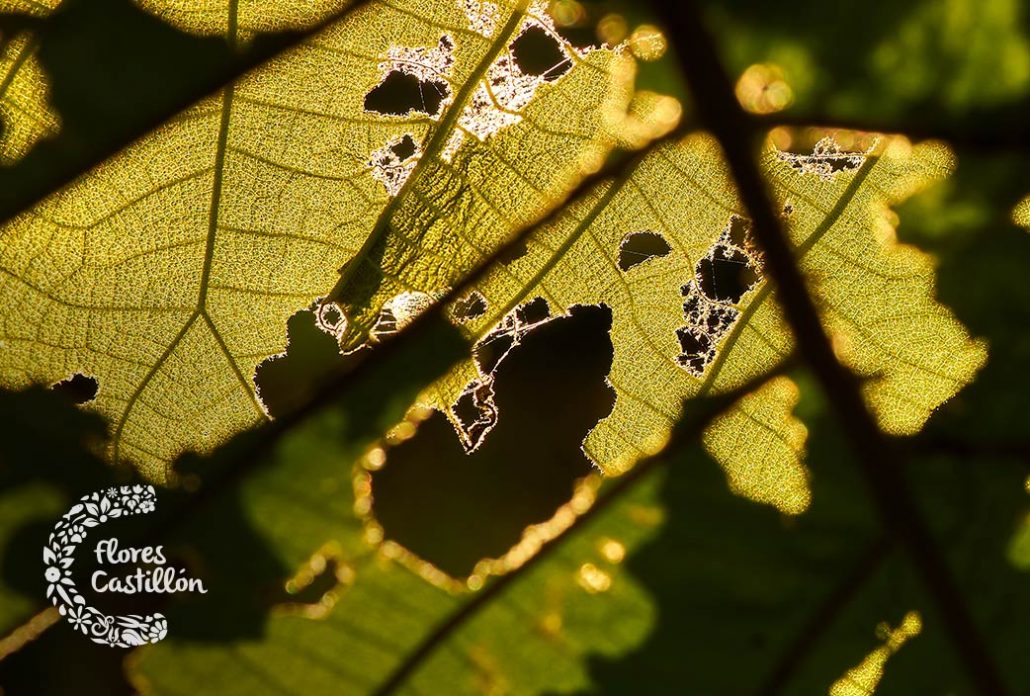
<box><xmin>391</xmin><ymin>134</ymin><xmax>417</xmax><ymax>160</ymax></box>
<box><xmin>364</xmin><ymin>72</ymin><xmax>449</xmax><ymax>117</ymax></box>
<box><xmin>618</xmin><ymin>231</ymin><xmax>672</xmax><ymax>271</ymax></box>
<box><xmin>511</xmin><ymin>26</ymin><xmax>572</xmax><ymax>81</ymax></box>
<box><xmin>451</xmin><ymin>291</ymin><xmax>488</xmax><ymax>323</ymax></box>
<box><xmin>52</xmin><ymin>374</ymin><xmax>98</xmax><ymax>404</ymax></box>
<box><xmin>696</xmin><ymin>245</ymin><xmax>761</xmax><ymax>304</ymax></box>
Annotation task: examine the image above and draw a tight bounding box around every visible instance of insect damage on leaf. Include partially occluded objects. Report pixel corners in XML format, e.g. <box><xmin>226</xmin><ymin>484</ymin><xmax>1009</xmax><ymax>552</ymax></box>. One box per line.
<box><xmin>452</xmin><ymin>297</ymin><xmax>552</xmax><ymax>451</ymax></box>
<box><xmin>441</xmin><ymin>1</ymin><xmax>588</xmax><ymax>162</ymax></box>
<box><xmin>51</xmin><ymin>374</ymin><xmax>100</xmax><ymax>405</ymax></box>
<box><xmin>777</xmin><ymin>136</ymin><xmax>870</xmax><ymax>181</ymax></box>
<box><xmin>367</xmin><ymin>304</ymin><xmax>614</xmax><ymax>579</ymax></box>
<box><xmin>315</xmin><ymin>300</ymin><xmax>347</xmax><ymax>340</ymax></box>
<box><xmin>450</xmin><ymin>290</ymin><xmax>488</xmax><ymax>323</ymax></box>
<box><xmin>677</xmin><ymin>216</ymin><xmax>762</xmax><ymax>377</ymax></box>
<box><xmin>369</xmin><ymin>133</ymin><xmax>423</xmax><ymax>195</ymax></box>
<box><xmin>363</xmin><ymin>36</ymin><xmax>455</xmax><ymax>118</ymax></box>
<box><xmin>618</xmin><ymin>231</ymin><xmax>672</xmax><ymax>271</ymax></box>
<box><xmin>274</xmin><ymin>542</ymin><xmax>355</xmax><ymax>620</ymax></box>
<box><xmin>461</xmin><ymin>0</ymin><xmax>499</xmax><ymax>37</ymax></box>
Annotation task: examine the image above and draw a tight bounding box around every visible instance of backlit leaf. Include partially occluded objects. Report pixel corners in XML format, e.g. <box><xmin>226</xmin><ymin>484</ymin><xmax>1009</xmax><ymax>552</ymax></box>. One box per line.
<box><xmin>0</xmin><ymin>0</ymin><xmax>637</xmax><ymax>479</ymax></box>
<box><xmin>424</xmin><ymin>132</ymin><xmax>985</xmax><ymax>513</ymax></box>
<box><xmin>0</xmin><ymin>0</ymin><xmax>62</xmax><ymax>163</ymax></box>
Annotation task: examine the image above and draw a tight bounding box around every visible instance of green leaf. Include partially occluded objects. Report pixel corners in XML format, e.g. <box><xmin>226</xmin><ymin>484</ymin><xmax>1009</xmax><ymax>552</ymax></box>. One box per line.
<box><xmin>0</xmin><ymin>0</ymin><xmax>62</xmax><ymax>164</ymax></box>
<box><xmin>132</xmin><ymin>0</ymin><xmax>350</xmax><ymax>39</ymax></box>
<box><xmin>424</xmin><ymin>132</ymin><xmax>985</xmax><ymax>514</ymax></box>
<box><xmin>0</xmin><ymin>0</ymin><xmax>638</xmax><ymax>480</ymax></box>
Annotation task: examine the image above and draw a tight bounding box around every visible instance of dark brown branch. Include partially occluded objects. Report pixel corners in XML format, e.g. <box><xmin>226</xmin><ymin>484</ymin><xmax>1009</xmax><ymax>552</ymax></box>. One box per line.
<box><xmin>760</xmin><ymin>535</ymin><xmax>892</xmax><ymax>694</ymax></box>
<box><xmin>652</xmin><ymin>2</ymin><xmax>1007</xmax><ymax>693</ymax></box>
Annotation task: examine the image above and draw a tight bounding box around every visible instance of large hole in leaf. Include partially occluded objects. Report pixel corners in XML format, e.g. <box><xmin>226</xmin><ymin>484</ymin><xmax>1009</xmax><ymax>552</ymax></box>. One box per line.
<box><xmin>370</xmin><ymin>304</ymin><xmax>615</xmax><ymax>577</ymax></box>
<box><xmin>510</xmin><ymin>25</ymin><xmax>572</xmax><ymax>81</ymax></box>
<box><xmin>677</xmin><ymin>217</ymin><xmax>762</xmax><ymax>376</ymax></box>
<box><xmin>364</xmin><ymin>71</ymin><xmax>449</xmax><ymax>117</ymax></box>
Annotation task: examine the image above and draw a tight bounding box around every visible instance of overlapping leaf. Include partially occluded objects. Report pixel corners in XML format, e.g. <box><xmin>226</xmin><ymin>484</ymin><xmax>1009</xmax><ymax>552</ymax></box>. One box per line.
<box><xmin>0</xmin><ymin>0</ymin><xmax>638</xmax><ymax>480</ymax></box>
<box><xmin>0</xmin><ymin>0</ymin><xmax>62</xmax><ymax>163</ymax></box>
<box><xmin>424</xmin><ymin>132</ymin><xmax>985</xmax><ymax>513</ymax></box>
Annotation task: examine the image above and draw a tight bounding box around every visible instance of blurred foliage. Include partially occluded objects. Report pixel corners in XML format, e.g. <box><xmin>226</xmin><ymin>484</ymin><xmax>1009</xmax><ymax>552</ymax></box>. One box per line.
<box><xmin>0</xmin><ymin>0</ymin><xmax>1029</xmax><ymax>695</ymax></box>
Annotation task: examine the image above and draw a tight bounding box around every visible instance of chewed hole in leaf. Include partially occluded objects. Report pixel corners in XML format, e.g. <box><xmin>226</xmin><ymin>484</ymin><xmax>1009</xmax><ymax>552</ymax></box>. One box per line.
<box><xmin>364</xmin><ymin>36</ymin><xmax>455</xmax><ymax>118</ymax></box>
<box><xmin>370</xmin><ymin>304</ymin><xmax>614</xmax><ymax>578</ymax></box>
<box><xmin>618</xmin><ymin>231</ymin><xmax>672</xmax><ymax>271</ymax></box>
<box><xmin>369</xmin><ymin>133</ymin><xmax>423</xmax><ymax>196</ymax></box>
<box><xmin>474</xmin><ymin>297</ymin><xmax>550</xmax><ymax>376</ymax></box>
<box><xmin>696</xmin><ymin>245</ymin><xmax>761</xmax><ymax>304</ymax></box>
<box><xmin>461</xmin><ymin>0</ymin><xmax>499</xmax><ymax>36</ymax></box>
<box><xmin>443</xmin><ymin>9</ymin><xmax>583</xmax><ymax>159</ymax></box>
<box><xmin>510</xmin><ymin>25</ymin><xmax>572</xmax><ymax>81</ymax></box>
<box><xmin>391</xmin><ymin>134</ymin><xmax>417</xmax><ymax>160</ymax></box>
<box><xmin>677</xmin><ymin>216</ymin><xmax>763</xmax><ymax>377</ymax></box>
<box><xmin>315</xmin><ymin>301</ymin><xmax>346</xmax><ymax>339</ymax></box>
<box><xmin>452</xmin><ymin>381</ymin><xmax>497</xmax><ymax>450</ymax></box>
<box><xmin>364</xmin><ymin>72</ymin><xmax>449</xmax><ymax>117</ymax></box>
<box><xmin>450</xmin><ymin>290</ymin><xmax>488</xmax><ymax>323</ymax></box>
<box><xmin>254</xmin><ymin>310</ymin><xmax>350</xmax><ymax>418</ymax></box>
<box><xmin>51</xmin><ymin>373</ymin><xmax>99</xmax><ymax>404</ymax></box>
<box><xmin>777</xmin><ymin>136</ymin><xmax>870</xmax><ymax>181</ymax></box>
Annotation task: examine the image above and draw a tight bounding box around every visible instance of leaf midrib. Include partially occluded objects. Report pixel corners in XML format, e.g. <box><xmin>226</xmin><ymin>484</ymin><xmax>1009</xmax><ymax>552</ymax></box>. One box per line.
<box><xmin>112</xmin><ymin>84</ymin><xmax>265</xmax><ymax>467</ymax></box>
<box><xmin>327</xmin><ymin>0</ymin><xmax>531</xmax><ymax>306</ymax></box>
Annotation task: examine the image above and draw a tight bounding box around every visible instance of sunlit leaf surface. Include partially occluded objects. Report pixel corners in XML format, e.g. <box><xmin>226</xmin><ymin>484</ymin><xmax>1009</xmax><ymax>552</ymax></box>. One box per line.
<box><xmin>426</xmin><ymin>132</ymin><xmax>985</xmax><ymax>513</ymax></box>
<box><xmin>0</xmin><ymin>0</ymin><xmax>636</xmax><ymax>479</ymax></box>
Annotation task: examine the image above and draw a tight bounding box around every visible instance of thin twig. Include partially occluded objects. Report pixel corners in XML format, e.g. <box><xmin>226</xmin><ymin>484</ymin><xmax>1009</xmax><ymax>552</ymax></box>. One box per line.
<box><xmin>760</xmin><ymin>536</ymin><xmax>892</xmax><ymax>694</ymax></box>
<box><xmin>653</xmin><ymin>1</ymin><xmax>1007</xmax><ymax>693</ymax></box>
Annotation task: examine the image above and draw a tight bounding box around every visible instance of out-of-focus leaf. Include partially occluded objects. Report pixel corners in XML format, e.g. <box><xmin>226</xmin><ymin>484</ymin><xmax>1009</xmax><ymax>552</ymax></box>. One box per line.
<box><xmin>585</xmin><ymin>406</ymin><xmax>1030</xmax><ymax>694</ymax></box>
<box><xmin>703</xmin><ymin>0</ymin><xmax>1030</xmax><ymax>120</ymax></box>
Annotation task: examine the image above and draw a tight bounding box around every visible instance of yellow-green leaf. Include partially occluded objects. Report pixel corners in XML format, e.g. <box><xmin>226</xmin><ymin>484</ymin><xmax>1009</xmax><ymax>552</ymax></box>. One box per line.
<box><xmin>0</xmin><ymin>0</ymin><xmax>63</xmax><ymax>164</ymax></box>
<box><xmin>133</xmin><ymin>0</ymin><xmax>350</xmax><ymax>39</ymax></box>
<box><xmin>0</xmin><ymin>0</ymin><xmax>638</xmax><ymax>479</ymax></box>
<box><xmin>425</xmin><ymin>132</ymin><xmax>986</xmax><ymax>513</ymax></box>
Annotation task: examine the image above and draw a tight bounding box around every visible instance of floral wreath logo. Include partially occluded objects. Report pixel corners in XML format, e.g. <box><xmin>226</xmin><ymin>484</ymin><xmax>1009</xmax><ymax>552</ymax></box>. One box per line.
<box><xmin>43</xmin><ymin>485</ymin><xmax>168</xmax><ymax>648</ymax></box>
